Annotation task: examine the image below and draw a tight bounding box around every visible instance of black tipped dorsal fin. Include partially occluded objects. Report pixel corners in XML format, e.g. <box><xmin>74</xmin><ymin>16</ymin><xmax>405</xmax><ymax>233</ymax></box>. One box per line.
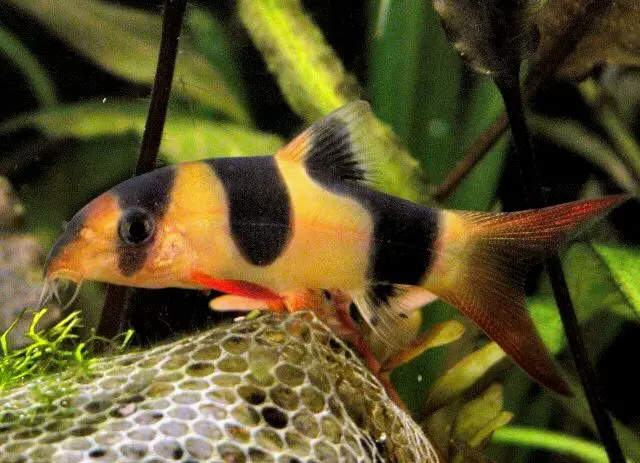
<box><xmin>276</xmin><ymin>101</ymin><xmax>377</xmax><ymax>185</ymax></box>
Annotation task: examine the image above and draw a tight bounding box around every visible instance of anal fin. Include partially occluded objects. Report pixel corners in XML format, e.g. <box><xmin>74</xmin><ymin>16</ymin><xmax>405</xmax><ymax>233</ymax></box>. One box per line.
<box><xmin>350</xmin><ymin>284</ymin><xmax>438</xmax><ymax>348</ymax></box>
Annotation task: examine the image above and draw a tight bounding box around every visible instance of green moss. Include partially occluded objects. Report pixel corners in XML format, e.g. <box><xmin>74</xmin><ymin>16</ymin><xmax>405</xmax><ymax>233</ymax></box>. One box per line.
<box><xmin>0</xmin><ymin>308</ymin><xmax>133</xmax><ymax>392</ymax></box>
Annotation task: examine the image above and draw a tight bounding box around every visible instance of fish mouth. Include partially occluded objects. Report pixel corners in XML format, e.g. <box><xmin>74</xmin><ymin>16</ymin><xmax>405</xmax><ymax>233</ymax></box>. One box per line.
<box><xmin>39</xmin><ymin>271</ymin><xmax>84</xmax><ymax>310</ymax></box>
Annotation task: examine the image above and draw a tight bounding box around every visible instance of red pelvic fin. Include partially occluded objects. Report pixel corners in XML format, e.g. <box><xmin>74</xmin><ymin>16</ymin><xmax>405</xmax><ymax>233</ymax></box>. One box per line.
<box><xmin>429</xmin><ymin>195</ymin><xmax>629</xmax><ymax>395</ymax></box>
<box><xmin>191</xmin><ymin>271</ymin><xmax>283</xmax><ymax>301</ymax></box>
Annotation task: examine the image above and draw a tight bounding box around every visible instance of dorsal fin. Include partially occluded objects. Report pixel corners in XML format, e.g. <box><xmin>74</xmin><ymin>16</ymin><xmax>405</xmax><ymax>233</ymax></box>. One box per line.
<box><xmin>276</xmin><ymin>101</ymin><xmax>377</xmax><ymax>185</ymax></box>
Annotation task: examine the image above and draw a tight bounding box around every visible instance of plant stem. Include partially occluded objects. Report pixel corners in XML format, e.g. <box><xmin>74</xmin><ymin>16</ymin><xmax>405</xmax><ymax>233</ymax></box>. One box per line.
<box><xmin>495</xmin><ymin>70</ymin><xmax>626</xmax><ymax>463</ymax></box>
<box><xmin>97</xmin><ymin>0</ymin><xmax>187</xmax><ymax>340</ymax></box>
<box><xmin>492</xmin><ymin>426</ymin><xmax>620</xmax><ymax>463</ymax></box>
<box><xmin>430</xmin><ymin>113</ymin><xmax>508</xmax><ymax>201</ymax></box>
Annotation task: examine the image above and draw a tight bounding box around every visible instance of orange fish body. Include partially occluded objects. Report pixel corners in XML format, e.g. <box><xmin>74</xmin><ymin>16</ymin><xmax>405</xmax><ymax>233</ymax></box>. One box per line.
<box><xmin>44</xmin><ymin>101</ymin><xmax>628</xmax><ymax>395</ymax></box>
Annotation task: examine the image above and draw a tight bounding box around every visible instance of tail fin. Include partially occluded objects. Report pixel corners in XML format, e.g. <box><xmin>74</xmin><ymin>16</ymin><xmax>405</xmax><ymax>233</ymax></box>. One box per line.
<box><xmin>425</xmin><ymin>195</ymin><xmax>628</xmax><ymax>395</ymax></box>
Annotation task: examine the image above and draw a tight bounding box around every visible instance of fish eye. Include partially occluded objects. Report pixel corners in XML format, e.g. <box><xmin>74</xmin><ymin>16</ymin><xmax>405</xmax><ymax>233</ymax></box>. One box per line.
<box><xmin>118</xmin><ymin>207</ymin><xmax>155</xmax><ymax>246</ymax></box>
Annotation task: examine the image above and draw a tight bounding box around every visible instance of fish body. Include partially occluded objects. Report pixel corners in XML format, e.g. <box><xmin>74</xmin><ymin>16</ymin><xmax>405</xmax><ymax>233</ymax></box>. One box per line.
<box><xmin>45</xmin><ymin>101</ymin><xmax>627</xmax><ymax>395</ymax></box>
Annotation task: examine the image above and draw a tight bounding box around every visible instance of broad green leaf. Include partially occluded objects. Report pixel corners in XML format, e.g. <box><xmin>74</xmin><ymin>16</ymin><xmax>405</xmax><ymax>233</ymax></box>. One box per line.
<box><xmin>0</xmin><ymin>24</ymin><xmax>56</xmax><ymax>107</ymax></box>
<box><xmin>368</xmin><ymin>0</ymin><xmax>435</xmax><ymax>145</ymax></box>
<box><xmin>0</xmin><ymin>100</ymin><xmax>284</xmax><ymax>165</ymax></box>
<box><xmin>446</xmin><ymin>75</ymin><xmax>508</xmax><ymax>210</ymax></box>
<box><xmin>6</xmin><ymin>0</ymin><xmax>248</xmax><ymax>123</ymax></box>
<box><xmin>527</xmin><ymin>296</ymin><xmax>565</xmax><ymax>355</ymax></box>
<box><xmin>529</xmin><ymin>242</ymin><xmax>637</xmax><ymax>355</ymax></box>
<box><xmin>183</xmin><ymin>7</ymin><xmax>247</xmax><ymax>105</ymax></box>
<box><xmin>239</xmin><ymin>0</ymin><xmax>429</xmax><ymax>203</ymax></box>
<box><xmin>369</xmin><ymin>0</ymin><xmax>462</xmax><ymax>183</ymax></box>
<box><xmin>593</xmin><ymin>243</ymin><xmax>640</xmax><ymax>315</ymax></box>
<box><xmin>238</xmin><ymin>0</ymin><xmax>356</xmax><ymax>121</ymax></box>
<box><xmin>425</xmin><ymin>341</ymin><xmax>507</xmax><ymax>412</ymax></box>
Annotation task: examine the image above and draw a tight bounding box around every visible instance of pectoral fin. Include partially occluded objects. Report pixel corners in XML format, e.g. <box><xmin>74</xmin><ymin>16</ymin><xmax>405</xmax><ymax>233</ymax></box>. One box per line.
<box><xmin>191</xmin><ymin>271</ymin><xmax>283</xmax><ymax>301</ymax></box>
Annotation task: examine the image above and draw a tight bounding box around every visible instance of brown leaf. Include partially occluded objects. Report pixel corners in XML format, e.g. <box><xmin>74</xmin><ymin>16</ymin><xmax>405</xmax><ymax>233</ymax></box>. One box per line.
<box><xmin>432</xmin><ymin>0</ymin><xmax>540</xmax><ymax>76</ymax></box>
<box><xmin>534</xmin><ymin>0</ymin><xmax>640</xmax><ymax>81</ymax></box>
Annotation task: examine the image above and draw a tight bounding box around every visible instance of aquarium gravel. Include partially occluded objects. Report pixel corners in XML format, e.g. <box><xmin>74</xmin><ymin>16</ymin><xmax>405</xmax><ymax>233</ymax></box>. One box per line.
<box><xmin>0</xmin><ymin>312</ymin><xmax>437</xmax><ymax>463</ymax></box>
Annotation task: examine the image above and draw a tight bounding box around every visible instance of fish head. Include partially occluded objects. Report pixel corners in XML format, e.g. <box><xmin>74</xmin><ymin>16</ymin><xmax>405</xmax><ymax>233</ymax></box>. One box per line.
<box><xmin>44</xmin><ymin>166</ymin><xmax>198</xmax><ymax>292</ymax></box>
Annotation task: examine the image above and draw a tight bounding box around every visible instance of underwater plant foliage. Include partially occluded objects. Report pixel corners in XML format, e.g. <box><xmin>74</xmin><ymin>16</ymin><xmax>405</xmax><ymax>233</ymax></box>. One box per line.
<box><xmin>0</xmin><ymin>0</ymin><xmax>639</xmax><ymax>461</ymax></box>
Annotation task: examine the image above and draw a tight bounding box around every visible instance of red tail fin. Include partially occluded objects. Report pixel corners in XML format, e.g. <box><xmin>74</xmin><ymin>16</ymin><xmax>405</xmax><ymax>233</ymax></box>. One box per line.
<box><xmin>425</xmin><ymin>195</ymin><xmax>628</xmax><ymax>395</ymax></box>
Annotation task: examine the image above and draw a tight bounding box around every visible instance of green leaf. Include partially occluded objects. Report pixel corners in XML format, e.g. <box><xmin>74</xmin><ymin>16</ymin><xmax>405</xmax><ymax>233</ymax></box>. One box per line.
<box><xmin>446</xmin><ymin>75</ymin><xmax>508</xmax><ymax>210</ymax></box>
<box><xmin>425</xmin><ymin>342</ymin><xmax>507</xmax><ymax>413</ymax></box>
<box><xmin>238</xmin><ymin>0</ymin><xmax>357</xmax><ymax>122</ymax></box>
<box><xmin>492</xmin><ymin>426</ymin><xmax>619</xmax><ymax>463</ymax></box>
<box><xmin>454</xmin><ymin>384</ymin><xmax>513</xmax><ymax>449</ymax></box>
<box><xmin>368</xmin><ymin>2</ymin><xmax>508</xmax><ymax>210</ymax></box>
<box><xmin>183</xmin><ymin>7</ymin><xmax>247</xmax><ymax>105</ymax></box>
<box><xmin>368</xmin><ymin>0</ymin><xmax>434</xmax><ymax>145</ymax></box>
<box><xmin>0</xmin><ymin>24</ymin><xmax>56</xmax><ymax>107</ymax></box>
<box><xmin>529</xmin><ymin>242</ymin><xmax>638</xmax><ymax>355</ymax></box>
<box><xmin>6</xmin><ymin>0</ymin><xmax>248</xmax><ymax>123</ymax></box>
<box><xmin>381</xmin><ymin>320</ymin><xmax>465</xmax><ymax>373</ymax></box>
<box><xmin>592</xmin><ymin>243</ymin><xmax>640</xmax><ymax>315</ymax></box>
<box><xmin>0</xmin><ymin>100</ymin><xmax>284</xmax><ymax>165</ymax></box>
<box><xmin>369</xmin><ymin>0</ymin><xmax>462</xmax><ymax>183</ymax></box>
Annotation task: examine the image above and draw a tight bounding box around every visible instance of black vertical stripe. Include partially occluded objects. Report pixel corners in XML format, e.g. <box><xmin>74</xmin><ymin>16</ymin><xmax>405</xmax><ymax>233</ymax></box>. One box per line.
<box><xmin>363</xmin><ymin>190</ymin><xmax>439</xmax><ymax>285</ymax></box>
<box><xmin>112</xmin><ymin>166</ymin><xmax>176</xmax><ymax>276</ymax></box>
<box><xmin>306</xmin><ymin>170</ymin><xmax>438</xmax><ymax>285</ymax></box>
<box><xmin>303</xmin><ymin>120</ymin><xmax>439</xmax><ymax>285</ymax></box>
<box><xmin>207</xmin><ymin>157</ymin><xmax>292</xmax><ymax>266</ymax></box>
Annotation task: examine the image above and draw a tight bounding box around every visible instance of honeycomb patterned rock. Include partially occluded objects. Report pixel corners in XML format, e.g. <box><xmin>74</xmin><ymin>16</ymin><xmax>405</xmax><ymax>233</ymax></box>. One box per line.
<box><xmin>0</xmin><ymin>312</ymin><xmax>438</xmax><ymax>463</ymax></box>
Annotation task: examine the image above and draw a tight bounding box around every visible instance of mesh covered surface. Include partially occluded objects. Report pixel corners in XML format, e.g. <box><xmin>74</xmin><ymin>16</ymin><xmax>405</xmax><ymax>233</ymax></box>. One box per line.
<box><xmin>0</xmin><ymin>312</ymin><xmax>438</xmax><ymax>463</ymax></box>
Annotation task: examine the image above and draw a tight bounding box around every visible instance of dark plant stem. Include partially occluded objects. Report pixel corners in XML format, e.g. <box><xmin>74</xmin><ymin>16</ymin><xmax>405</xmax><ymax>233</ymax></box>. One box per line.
<box><xmin>97</xmin><ymin>0</ymin><xmax>188</xmax><ymax>341</ymax></box>
<box><xmin>431</xmin><ymin>113</ymin><xmax>509</xmax><ymax>201</ymax></box>
<box><xmin>495</xmin><ymin>71</ymin><xmax>626</xmax><ymax>463</ymax></box>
